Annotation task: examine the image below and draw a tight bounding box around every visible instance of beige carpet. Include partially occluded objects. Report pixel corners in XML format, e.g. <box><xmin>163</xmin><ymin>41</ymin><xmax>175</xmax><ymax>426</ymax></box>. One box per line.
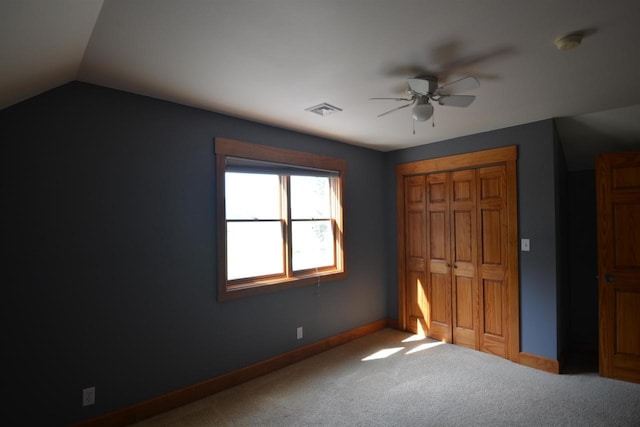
<box><xmin>133</xmin><ymin>328</ymin><xmax>640</xmax><ymax>426</ymax></box>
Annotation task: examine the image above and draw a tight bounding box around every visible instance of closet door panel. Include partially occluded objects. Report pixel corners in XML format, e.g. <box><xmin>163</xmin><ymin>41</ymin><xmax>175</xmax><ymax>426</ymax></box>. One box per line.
<box><xmin>481</xmin><ymin>209</ymin><xmax>502</xmax><ymax>265</ymax></box>
<box><xmin>405</xmin><ymin>176</ymin><xmax>428</xmax><ymax>335</ymax></box>
<box><xmin>451</xmin><ymin>169</ymin><xmax>478</xmax><ymax>349</ymax></box>
<box><xmin>454</xmin><ymin>211</ymin><xmax>473</xmax><ymax>262</ymax></box>
<box><xmin>455</xmin><ymin>276</ymin><xmax>474</xmax><ymax>329</ymax></box>
<box><xmin>427</xmin><ymin>173</ymin><xmax>452</xmax><ymax>341</ymax></box>
<box><xmin>431</xmin><ymin>274</ymin><xmax>448</xmax><ymax>322</ymax></box>
<box><xmin>429</xmin><ymin>211</ymin><xmax>447</xmax><ymax>260</ymax></box>
<box><xmin>477</xmin><ymin>165</ymin><xmax>508</xmax><ymax>357</ymax></box>
<box><xmin>483</xmin><ymin>279</ymin><xmax>504</xmax><ymax>336</ymax></box>
<box><xmin>453</xmin><ymin>275</ymin><xmax>476</xmax><ymax>348</ymax></box>
<box><xmin>407</xmin><ymin>268</ymin><xmax>427</xmax><ymax>335</ymax></box>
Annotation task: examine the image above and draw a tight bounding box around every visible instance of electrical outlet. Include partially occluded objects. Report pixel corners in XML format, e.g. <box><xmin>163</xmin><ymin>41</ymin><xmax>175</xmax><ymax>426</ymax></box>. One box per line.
<box><xmin>297</xmin><ymin>326</ymin><xmax>303</xmax><ymax>340</ymax></box>
<box><xmin>82</xmin><ymin>387</ymin><xmax>95</xmax><ymax>407</ymax></box>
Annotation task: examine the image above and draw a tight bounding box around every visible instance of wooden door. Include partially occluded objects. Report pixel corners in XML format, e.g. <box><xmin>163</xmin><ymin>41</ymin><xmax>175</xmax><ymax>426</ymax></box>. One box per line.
<box><xmin>405</xmin><ymin>168</ymin><xmax>502</xmax><ymax>351</ymax></box>
<box><xmin>397</xmin><ymin>146</ymin><xmax>519</xmax><ymax>363</ymax></box>
<box><xmin>426</xmin><ymin>172</ymin><xmax>452</xmax><ymax>342</ymax></box>
<box><xmin>597</xmin><ymin>151</ymin><xmax>640</xmax><ymax>383</ymax></box>
<box><xmin>450</xmin><ymin>170</ymin><xmax>479</xmax><ymax>349</ymax></box>
<box><xmin>477</xmin><ymin>165</ymin><xmax>509</xmax><ymax>358</ymax></box>
<box><xmin>404</xmin><ymin>175</ymin><xmax>428</xmax><ymax>335</ymax></box>
<box><xmin>421</xmin><ymin>169</ymin><xmax>479</xmax><ymax>347</ymax></box>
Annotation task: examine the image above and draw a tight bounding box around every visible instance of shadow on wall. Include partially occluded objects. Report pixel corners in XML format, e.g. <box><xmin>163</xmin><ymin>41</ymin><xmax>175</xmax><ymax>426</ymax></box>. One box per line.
<box><xmin>566</xmin><ymin>170</ymin><xmax>598</xmax><ymax>357</ymax></box>
<box><xmin>556</xmin><ymin>104</ymin><xmax>640</xmax><ymax>171</ymax></box>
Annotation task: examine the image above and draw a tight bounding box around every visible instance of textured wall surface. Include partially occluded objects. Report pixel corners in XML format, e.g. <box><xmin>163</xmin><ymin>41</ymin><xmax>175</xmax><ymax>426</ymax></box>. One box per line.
<box><xmin>3</xmin><ymin>82</ymin><xmax>388</xmax><ymax>425</ymax></box>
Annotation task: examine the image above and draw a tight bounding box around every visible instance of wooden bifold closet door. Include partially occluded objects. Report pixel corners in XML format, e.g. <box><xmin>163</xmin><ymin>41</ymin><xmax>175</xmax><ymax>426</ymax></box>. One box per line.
<box><xmin>424</xmin><ymin>169</ymin><xmax>478</xmax><ymax>349</ymax></box>
<box><xmin>398</xmin><ymin>147</ymin><xmax>518</xmax><ymax>360</ymax></box>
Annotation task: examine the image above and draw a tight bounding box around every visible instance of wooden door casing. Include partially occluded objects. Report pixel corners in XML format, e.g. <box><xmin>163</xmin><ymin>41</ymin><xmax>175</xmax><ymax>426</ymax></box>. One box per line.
<box><xmin>597</xmin><ymin>151</ymin><xmax>640</xmax><ymax>383</ymax></box>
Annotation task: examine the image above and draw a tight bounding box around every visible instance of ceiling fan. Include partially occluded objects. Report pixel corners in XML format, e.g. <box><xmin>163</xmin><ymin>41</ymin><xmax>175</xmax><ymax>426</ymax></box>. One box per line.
<box><xmin>370</xmin><ymin>74</ymin><xmax>479</xmax><ymax>123</ymax></box>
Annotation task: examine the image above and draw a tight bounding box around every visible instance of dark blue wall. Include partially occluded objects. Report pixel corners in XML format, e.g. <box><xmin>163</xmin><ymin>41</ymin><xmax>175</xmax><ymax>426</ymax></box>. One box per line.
<box><xmin>3</xmin><ymin>81</ymin><xmax>571</xmax><ymax>426</ymax></box>
<box><xmin>553</xmin><ymin>124</ymin><xmax>570</xmax><ymax>363</ymax></box>
<box><xmin>567</xmin><ymin>170</ymin><xmax>598</xmax><ymax>353</ymax></box>
<box><xmin>2</xmin><ymin>82</ymin><xmax>388</xmax><ymax>425</ymax></box>
<box><xmin>384</xmin><ymin>120</ymin><xmax>562</xmax><ymax>360</ymax></box>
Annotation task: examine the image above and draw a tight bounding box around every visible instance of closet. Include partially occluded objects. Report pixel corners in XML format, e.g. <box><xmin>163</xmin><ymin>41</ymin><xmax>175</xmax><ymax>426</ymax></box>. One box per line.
<box><xmin>397</xmin><ymin>146</ymin><xmax>519</xmax><ymax>361</ymax></box>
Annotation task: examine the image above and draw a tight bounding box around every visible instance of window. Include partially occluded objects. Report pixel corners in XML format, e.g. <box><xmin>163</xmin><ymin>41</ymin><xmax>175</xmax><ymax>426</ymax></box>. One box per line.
<box><xmin>215</xmin><ymin>138</ymin><xmax>346</xmax><ymax>300</ymax></box>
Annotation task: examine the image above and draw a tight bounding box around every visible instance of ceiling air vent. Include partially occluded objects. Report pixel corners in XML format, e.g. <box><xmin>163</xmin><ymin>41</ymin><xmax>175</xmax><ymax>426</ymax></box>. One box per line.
<box><xmin>306</xmin><ymin>103</ymin><xmax>342</xmax><ymax>116</ymax></box>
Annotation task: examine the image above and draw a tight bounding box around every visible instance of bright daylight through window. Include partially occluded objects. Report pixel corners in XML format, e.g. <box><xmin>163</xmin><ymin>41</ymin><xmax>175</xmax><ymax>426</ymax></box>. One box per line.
<box><xmin>215</xmin><ymin>138</ymin><xmax>346</xmax><ymax>300</ymax></box>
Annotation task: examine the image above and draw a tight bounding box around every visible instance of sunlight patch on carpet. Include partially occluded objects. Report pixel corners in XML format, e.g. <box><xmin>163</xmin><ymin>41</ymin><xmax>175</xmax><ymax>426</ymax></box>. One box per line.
<box><xmin>361</xmin><ymin>347</ymin><xmax>404</xmax><ymax>361</ymax></box>
<box><xmin>402</xmin><ymin>334</ymin><xmax>427</xmax><ymax>343</ymax></box>
<box><xmin>405</xmin><ymin>341</ymin><xmax>445</xmax><ymax>355</ymax></box>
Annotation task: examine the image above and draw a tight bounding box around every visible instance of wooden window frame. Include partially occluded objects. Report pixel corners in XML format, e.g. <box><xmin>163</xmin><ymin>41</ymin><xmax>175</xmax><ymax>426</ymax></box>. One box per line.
<box><xmin>215</xmin><ymin>138</ymin><xmax>347</xmax><ymax>300</ymax></box>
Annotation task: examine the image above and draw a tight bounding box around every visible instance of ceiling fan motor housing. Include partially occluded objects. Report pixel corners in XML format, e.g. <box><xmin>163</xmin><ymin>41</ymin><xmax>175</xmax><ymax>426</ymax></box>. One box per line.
<box><xmin>408</xmin><ymin>75</ymin><xmax>438</xmax><ymax>95</ymax></box>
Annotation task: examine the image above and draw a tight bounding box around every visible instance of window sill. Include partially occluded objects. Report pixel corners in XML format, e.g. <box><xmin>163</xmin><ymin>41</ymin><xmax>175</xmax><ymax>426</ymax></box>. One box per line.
<box><xmin>219</xmin><ymin>270</ymin><xmax>347</xmax><ymax>301</ymax></box>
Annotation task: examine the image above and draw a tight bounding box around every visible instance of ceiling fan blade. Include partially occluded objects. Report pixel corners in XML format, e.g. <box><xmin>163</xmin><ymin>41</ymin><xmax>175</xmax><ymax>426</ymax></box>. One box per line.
<box><xmin>377</xmin><ymin>102</ymin><xmax>414</xmax><ymax>118</ymax></box>
<box><xmin>369</xmin><ymin>97</ymin><xmax>413</xmax><ymax>101</ymax></box>
<box><xmin>438</xmin><ymin>46</ymin><xmax>514</xmax><ymax>75</ymax></box>
<box><xmin>392</xmin><ymin>82</ymin><xmax>411</xmax><ymax>95</ymax></box>
<box><xmin>436</xmin><ymin>76</ymin><xmax>480</xmax><ymax>96</ymax></box>
<box><xmin>438</xmin><ymin>95</ymin><xmax>476</xmax><ymax>107</ymax></box>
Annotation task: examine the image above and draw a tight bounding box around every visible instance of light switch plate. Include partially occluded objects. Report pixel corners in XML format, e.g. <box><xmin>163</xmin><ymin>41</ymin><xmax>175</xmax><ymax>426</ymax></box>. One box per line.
<box><xmin>521</xmin><ymin>238</ymin><xmax>530</xmax><ymax>251</ymax></box>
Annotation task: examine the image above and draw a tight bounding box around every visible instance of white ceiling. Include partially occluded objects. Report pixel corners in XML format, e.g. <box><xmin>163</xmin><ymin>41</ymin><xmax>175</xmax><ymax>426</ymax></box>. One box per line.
<box><xmin>2</xmin><ymin>0</ymin><xmax>640</xmax><ymax>170</ymax></box>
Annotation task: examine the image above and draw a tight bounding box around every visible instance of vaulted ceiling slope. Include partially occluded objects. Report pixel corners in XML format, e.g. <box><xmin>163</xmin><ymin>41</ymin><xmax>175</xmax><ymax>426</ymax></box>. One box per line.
<box><xmin>2</xmin><ymin>0</ymin><xmax>640</xmax><ymax>170</ymax></box>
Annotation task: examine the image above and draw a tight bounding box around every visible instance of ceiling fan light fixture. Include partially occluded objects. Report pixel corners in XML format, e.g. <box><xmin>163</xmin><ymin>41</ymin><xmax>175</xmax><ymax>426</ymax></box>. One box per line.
<box><xmin>553</xmin><ymin>33</ymin><xmax>583</xmax><ymax>51</ymax></box>
<box><xmin>411</xmin><ymin>102</ymin><xmax>434</xmax><ymax>122</ymax></box>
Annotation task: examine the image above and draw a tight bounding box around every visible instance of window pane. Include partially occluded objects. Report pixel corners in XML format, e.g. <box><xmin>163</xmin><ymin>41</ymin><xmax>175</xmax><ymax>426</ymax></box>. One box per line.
<box><xmin>291</xmin><ymin>176</ymin><xmax>330</xmax><ymax>219</ymax></box>
<box><xmin>292</xmin><ymin>220</ymin><xmax>334</xmax><ymax>271</ymax></box>
<box><xmin>225</xmin><ymin>173</ymin><xmax>280</xmax><ymax>219</ymax></box>
<box><xmin>227</xmin><ymin>222</ymin><xmax>284</xmax><ymax>280</ymax></box>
